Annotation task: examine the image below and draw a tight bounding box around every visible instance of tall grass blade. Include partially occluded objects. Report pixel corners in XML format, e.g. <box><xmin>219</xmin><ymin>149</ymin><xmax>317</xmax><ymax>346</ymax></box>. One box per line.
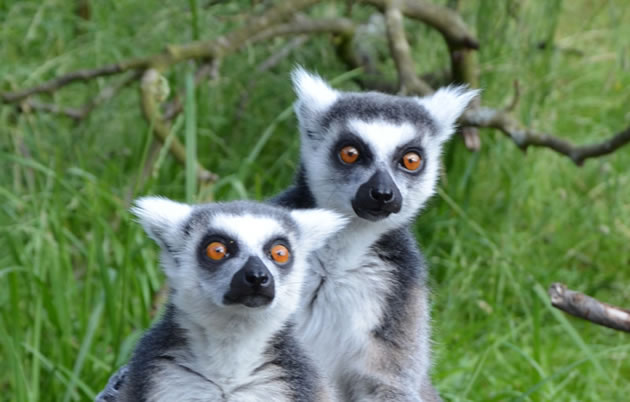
<box><xmin>62</xmin><ymin>300</ymin><xmax>104</xmax><ymax>402</ymax></box>
<box><xmin>185</xmin><ymin>69</ymin><xmax>198</xmax><ymax>203</ymax></box>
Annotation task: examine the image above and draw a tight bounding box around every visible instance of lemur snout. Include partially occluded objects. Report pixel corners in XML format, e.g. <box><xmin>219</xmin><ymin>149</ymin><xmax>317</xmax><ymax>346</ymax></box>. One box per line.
<box><xmin>352</xmin><ymin>170</ymin><xmax>402</xmax><ymax>221</ymax></box>
<box><xmin>245</xmin><ymin>269</ymin><xmax>270</xmax><ymax>286</ymax></box>
<box><xmin>369</xmin><ymin>187</ymin><xmax>394</xmax><ymax>202</ymax></box>
<box><xmin>224</xmin><ymin>256</ymin><xmax>275</xmax><ymax>308</ymax></box>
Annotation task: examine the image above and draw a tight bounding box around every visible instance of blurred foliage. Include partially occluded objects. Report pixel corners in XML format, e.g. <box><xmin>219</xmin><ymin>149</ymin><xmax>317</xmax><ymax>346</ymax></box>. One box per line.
<box><xmin>1</xmin><ymin>0</ymin><xmax>629</xmax><ymax>401</ymax></box>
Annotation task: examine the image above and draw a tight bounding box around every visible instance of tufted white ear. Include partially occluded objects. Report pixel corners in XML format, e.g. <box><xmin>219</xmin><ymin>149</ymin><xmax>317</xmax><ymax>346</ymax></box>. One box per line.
<box><xmin>417</xmin><ymin>85</ymin><xmax>480</xmax><ymax>142</ymax></box>
<box><xmin>291</xmin><ymin>66</ymin><xmax>339</xmax><ymax>126</ymax></box>
<box><xmin>131</xmin><ymin>196</ymin><xmax>192</xmax><ymax>249</ymax></box>
<box><xmin>290</xmin><ymin>209</ymin><xmax>348</xmax><ymax>253</ymax></box>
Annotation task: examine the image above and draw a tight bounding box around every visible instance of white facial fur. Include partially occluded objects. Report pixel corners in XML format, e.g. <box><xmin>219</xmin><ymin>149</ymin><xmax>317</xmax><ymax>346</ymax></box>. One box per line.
<box><xmin>415</xmin><ymin>85</ymin><xmax>480</xmax><ymax>142</ymax></box>
<box><xmin>292</xmin><ymin>67</ymin><xmax>479</xmax><ymax>229</ymax></box>
<box><xmin>131</xmin><ymin>197</ymin><xmax>347</xmax><ymax>326</ymax></box>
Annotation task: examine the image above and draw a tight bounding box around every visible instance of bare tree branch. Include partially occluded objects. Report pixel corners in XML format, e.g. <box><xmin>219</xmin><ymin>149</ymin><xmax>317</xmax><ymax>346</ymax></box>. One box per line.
<box><xmin>362</xmin><ymin>0</ymin><xmax>479</xmax><ymax>50</ymax></box>
<box><xmin>140</xmin><ymin>69</ymin><xmax>218</xmax><ymax>183</ymax></box>
<box><xmin>384</xmin><ymin>0</ymin><xmax>433</xmax><ymax>96</ymax></box>
<box><xmin>332</xmin><ymin>10</ymin><xmax>630</xmax><ymax>165</ymax></box>
<box><xmin>549</xmin><ymin>283</ymin><xmax>630</xmax><ymax>333</ymax></box>
<box><xmin>18</xmin><ymin>100</ymin><xmax>85</xmax><ymax>120</ymax></box>
<box><xmin>462</xmin><ymin>107</ymin><xmax>630</xmax><ymax>166</ymax></box>
<box><xmin>252</xmin><ymin>15</ymin><xmax>356</xmax><ymax>42</ymax></box>
<box><xmin>4</xmin><ymin>0</ymin><xmax>629</xmax><ymax>167</ymax></box>
<box><xmin>2</xmin><ymin>64</ymin><xmax>132</xmax><ymax>104</ymax></box>
<box><xmin>16</xmin><ymin>71</ymin><xmax>141</xmax><ymax>120</ymax></box>
<box><xmin>1</xmin><ymin>0</ymin><xmax>320</xmax><ymax>104</ymax></box>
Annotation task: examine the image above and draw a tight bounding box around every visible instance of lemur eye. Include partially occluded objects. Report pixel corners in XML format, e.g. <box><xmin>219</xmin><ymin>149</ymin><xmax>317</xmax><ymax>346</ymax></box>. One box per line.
<box><xmin>339</xmin><ymin>145</ymin><xmax>359</xmax><ymax>164</ymax></box>
<box><xmin>401</xmin><ymin>152</ymin><xmax>422</xmax><ymax>171</ymax></box>
<box><xmin>206</xmin><ymin>241</ymin><xmax>227</xmax><ymax>261</ymax></box>
<box><xmin>270</xmin><ymin>244</ymin><xmax>290</xmax><ymax>264</ymax></box>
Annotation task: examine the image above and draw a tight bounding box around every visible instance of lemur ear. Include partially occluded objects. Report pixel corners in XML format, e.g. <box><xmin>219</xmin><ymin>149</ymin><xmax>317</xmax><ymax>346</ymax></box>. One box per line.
<box><xmin>131</xmin><ymin>196</ymin><xmax>192</xmax><ymax>249</ymax></box>
<box><xmin>416</xmin><ymin>86</ymin><xmax>480</xmax><ymax>143</ymax></box>
<box><xmin>291</xmin><ymin>66</ymin><xmax>339</xmax><ymax>125</ymax></box>
<box><xmin>290</xmin><ymin>209</ymin><xmax>348</xmax><ymax>252</ymax></box>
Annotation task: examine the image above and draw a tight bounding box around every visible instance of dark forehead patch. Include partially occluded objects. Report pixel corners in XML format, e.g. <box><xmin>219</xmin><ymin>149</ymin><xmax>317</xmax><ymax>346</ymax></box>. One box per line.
<box><xmin>321</xmin><ymin>92</ymin><xmax>436</xmax><ymax>132</ymax></box>
<box><xmin>182</xmin><ymin>201</ymin><xmax>298</xmax><ymax>237</ymax></box>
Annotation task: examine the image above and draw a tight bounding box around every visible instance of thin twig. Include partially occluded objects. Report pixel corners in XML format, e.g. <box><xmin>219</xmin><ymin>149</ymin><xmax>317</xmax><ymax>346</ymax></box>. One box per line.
<box><xmin>18</xmin><ymin>100</ymin><xmax>85</xmax><ymax>120</ymax></box>
<box><xmin>2</xmin><ymin>64</ymin><xmax>131</xmax><ymax>104</ymax></box>
<box><xmin>462</xmin><ymin>108</ymin><xmax>630</xmax><ymax>166</ymax></box>
<box><xmin>252</xmin><ymin>15</ymin><xmax>356</xmax><ymax>42</ymax></box>
<box><xmin>1</xmin><ymin>0</ymin><xmax>320</xmax><ymax>104</ymax></box>
<box><xmin>19</xmin><ymin>70</ymin><xmax>142</xmax><ymax>120</ymax></box>
<box><xmin>384</xmin><ymin>0</ymin><xmax>433</xmax><ymax>96</ymax></box>
<box><xmin>549</xmin><ymin>283</ymin><xmax>630</xmax><ymax>333</ymax></box>
<box><xmin>140</xmin><ymin>69</ymin><xmax>218</xmax><ymax>183</ymax></box>
<box><xmin>504</xmin><ymin>80</ymin><xmax>520</xmax><ymax>113</ymax></box>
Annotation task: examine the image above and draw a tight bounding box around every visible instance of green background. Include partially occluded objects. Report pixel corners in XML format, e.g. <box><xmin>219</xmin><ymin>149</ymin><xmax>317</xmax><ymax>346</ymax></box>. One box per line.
<box><xmin>1</xmin><ymin>0</ymin><xmax>629</xmax><ymax>401</ymax></box>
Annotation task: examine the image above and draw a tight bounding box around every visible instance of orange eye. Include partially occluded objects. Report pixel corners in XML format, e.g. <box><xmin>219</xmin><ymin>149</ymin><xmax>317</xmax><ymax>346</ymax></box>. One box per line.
<box><xmin>339</xmin><ymin>145</ymin><xmax>359</xmax><ymax>164</ymax></box>
<box><xmin>270</xmin><ymin>244</ymin><xmax>290</xmax><ymax>264</ymax></box>
<box><xmin>402</xmin><ymin>152</ymin><xmax>422</xmax><ymax>171</ymax></box>
<box><xmin>206</xmin><ymin>241</ymin><xmax>227</xmax><ymax>261</ymax></box>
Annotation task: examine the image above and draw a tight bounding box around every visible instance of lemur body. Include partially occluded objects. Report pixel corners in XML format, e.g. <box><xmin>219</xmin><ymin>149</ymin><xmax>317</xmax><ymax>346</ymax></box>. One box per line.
<box><xmin>97</xmin><ymin>70</ymin><xmax>477</xmax><ymax>401</ymax></box>
<box><xmin>271</xmin><ymin>69</ymin><xmax>478</xmax><ymax>401</ymax></box>
<box><xmin>112</xmin><ymin>198</ymin><xmax>345</xmax><ymax>402</ymax></box>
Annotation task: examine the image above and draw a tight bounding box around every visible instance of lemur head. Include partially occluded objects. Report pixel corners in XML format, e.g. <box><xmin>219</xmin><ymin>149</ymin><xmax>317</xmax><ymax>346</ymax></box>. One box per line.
<box><xmin>292</xmin><ymin>67</ymin><xmax>479</xmax><ymax>227</ymax></box>
<box><xmin>132</xmin><ymin>197</ymin><xmax>346</xmax><ymax>321</ymax></box>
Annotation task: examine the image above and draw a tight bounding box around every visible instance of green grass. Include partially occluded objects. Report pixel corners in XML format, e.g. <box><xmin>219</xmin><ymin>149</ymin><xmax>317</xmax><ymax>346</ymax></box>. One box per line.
<box><xmin>1</xmin><ymin>0</ymin><xmax>629</xmax><ymax>401</ymax></box>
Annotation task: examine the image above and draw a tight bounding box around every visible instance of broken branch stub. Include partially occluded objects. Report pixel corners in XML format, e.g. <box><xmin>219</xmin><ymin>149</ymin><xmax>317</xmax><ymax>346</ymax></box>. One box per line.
<box><xmin>548</xmin><ymin>282</ymin><xmax>630</xmax><ymax>333</ymax></box>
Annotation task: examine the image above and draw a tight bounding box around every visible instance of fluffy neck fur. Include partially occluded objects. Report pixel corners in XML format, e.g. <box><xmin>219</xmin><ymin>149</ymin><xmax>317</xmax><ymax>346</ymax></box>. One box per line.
<box><xmin>170</xmin><ymin>291</ymin><xmax>291</xmax><ymax>385</ymax></box>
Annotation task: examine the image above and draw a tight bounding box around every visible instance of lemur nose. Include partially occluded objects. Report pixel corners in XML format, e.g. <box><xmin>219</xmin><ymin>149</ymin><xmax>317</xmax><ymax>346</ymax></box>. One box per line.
<box><xmin>370</xmin><ymin>188</ymin><xmax>394</xmax><ymax>202</ymax></box>
<box><xmin>245</xmin><ymin>270</ymin><xmax>270</xmax><ymax>287</ymax></box>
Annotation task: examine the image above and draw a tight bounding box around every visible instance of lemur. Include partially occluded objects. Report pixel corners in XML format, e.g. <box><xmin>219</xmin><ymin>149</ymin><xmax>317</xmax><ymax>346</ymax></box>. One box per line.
<box><xmin>97</xmin><ymin>70</ymin><xmax>477</xmax><ymax>401</ymax></box>
<box><xmin>269</xmin><ymin>68</ymin><xmax>478</xmax><ymax>401</ymax></box>
<box><xmin>106</xmin><ymin>197</ymin><xmax>346</xmax><ymax>402</ymax></box>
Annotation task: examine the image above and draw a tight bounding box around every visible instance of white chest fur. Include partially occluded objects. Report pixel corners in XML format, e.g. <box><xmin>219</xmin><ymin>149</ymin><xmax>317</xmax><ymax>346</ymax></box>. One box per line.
<box><xmin>295</xmin><ymin>225</ymin><xmax>395</xmax><ymax>380</ymax></box>
<box><xmin>144</xmin><ymin>312</ymin><xmax>294</xmax><ymax>402</ymax></box>
<box><xmin>145</xmin><ymin>358</ymin><xmax>291</xmax><ymax>402</ymax></box>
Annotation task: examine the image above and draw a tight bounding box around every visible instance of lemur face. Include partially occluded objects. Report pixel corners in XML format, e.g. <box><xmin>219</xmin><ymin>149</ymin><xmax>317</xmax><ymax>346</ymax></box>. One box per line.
<box><xmin>292</xmin><ymin>68</ymin><xmax>479</xmax><ymax>227</ymax></box>
<box><xmin>132</xmin><ymin>197</ymin><xmax>346</xmax><ymax>316</ymax></box>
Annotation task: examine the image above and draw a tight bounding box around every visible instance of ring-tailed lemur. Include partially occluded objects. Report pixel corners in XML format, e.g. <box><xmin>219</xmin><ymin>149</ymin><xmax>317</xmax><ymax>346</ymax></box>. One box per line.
<box><xmin>96</xmin><ymin>69</ymin><xmax>477</xmax><ymax>401</ymax></box>
<box><xmin>109</xmin><ymin>197</ymin><xmax>345</xmax><ymax>402</ymax></box>
<box><xmin>269</xmin><ymin>68</ymin><xmax>478</xmax><ymax>401</ymax></box>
